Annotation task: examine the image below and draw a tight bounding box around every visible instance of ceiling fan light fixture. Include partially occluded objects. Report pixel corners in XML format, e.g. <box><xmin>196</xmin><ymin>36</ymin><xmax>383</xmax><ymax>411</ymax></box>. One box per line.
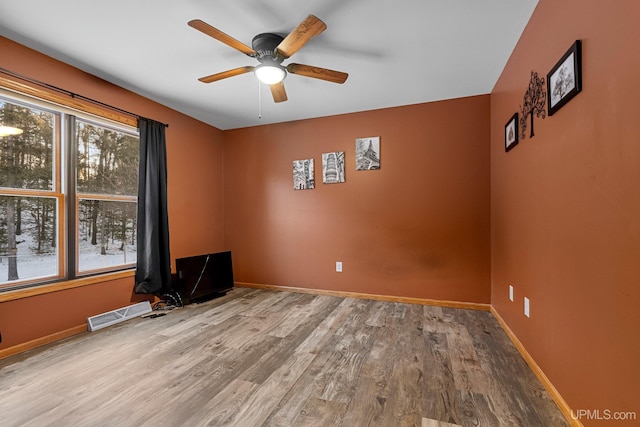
<box><xmin>0</xmin><ymin>126</ymin><xmax>23</xmax><ymax>137</ymax></box>
<box><xmin>255</xmin><ymin>64</ymin><xmax>286</xmax><ymax>85</ymax></box>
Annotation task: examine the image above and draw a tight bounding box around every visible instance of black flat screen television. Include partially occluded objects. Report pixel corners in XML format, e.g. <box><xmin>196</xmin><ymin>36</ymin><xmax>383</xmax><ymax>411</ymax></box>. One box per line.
<box><xmin>175</xmin><ymin>251</ymin><xmax>234</xmax><ymax>305</ymax></box>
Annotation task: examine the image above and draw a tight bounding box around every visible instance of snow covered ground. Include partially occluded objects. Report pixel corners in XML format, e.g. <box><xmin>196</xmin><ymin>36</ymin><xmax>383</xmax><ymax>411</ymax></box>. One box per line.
<box><xmin>0</xmin><ymin>233</ymin><xmax>136</xmax><ymax>285</ymax></box>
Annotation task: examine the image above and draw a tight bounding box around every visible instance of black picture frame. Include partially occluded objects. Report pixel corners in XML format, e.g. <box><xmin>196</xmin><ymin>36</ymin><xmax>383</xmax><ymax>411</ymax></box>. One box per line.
<box><xmin>505</xmin><ymin>112</ymin><xmax>519</xmax><ymax>152</ymax></box>
<box><xmin>547</xmin><ymin>40</ymin><xmax>582</xmax><ymax>116</ymax></box>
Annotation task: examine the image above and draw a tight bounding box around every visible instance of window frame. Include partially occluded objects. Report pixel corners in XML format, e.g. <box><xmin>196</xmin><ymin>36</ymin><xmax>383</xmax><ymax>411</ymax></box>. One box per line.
<box><xmin>0</xmin><ymin>86</ymin><xmax>139</xmax><ymax>292</ymax></box>
<box><xmin>71</xmin><ymin>116</ymin><xmax>139</xmax><ymax>277</ymax></box>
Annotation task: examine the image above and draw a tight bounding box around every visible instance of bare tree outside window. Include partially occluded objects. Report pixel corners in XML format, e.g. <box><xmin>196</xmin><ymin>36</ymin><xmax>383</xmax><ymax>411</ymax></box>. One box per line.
<box><xmin>0</xmin><ymin>99</ymin><xmax>57</xmax><ymax>285</ymax></box>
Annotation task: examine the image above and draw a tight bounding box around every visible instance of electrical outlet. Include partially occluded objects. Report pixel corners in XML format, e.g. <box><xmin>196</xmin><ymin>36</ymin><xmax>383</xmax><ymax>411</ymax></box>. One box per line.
<box><xmin>509</xmin><ymin>285</ymin><xmax>514</xmax><ymax>302</ymax></box>
<box><xmin>336</xmin><ymin>261</ymin><xmax>342</xmax><ymax>272</ymax></box>
<box><xmin>524</xmin><ymin>297</ymin><xmax>530</xmax><ymax>318</ymax></box>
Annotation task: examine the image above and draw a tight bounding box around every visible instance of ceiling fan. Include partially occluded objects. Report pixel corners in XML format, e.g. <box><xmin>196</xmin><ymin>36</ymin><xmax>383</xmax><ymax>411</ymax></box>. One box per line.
<box><xmin>188</xmin><ymin>15</ymin><xmax>348</xmax><ymax>103</ymax></box>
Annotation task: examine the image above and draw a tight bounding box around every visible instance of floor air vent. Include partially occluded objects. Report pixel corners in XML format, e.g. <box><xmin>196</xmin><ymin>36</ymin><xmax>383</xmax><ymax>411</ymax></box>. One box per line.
<box><xmin>87</xmin><ymin>301</ymin><xmax>152</xmax><ymax>332</ymax></box>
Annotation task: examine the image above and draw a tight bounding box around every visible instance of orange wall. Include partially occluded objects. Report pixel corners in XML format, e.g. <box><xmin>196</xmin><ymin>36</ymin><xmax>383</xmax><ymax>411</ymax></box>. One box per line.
<box><xmin>224</xmin><ymin>96</ymin><xmax>491</xmax><ymax>303</ymax></box>
<box><xmin>0</xmin><ymin>276</ymin><xmax>145</xmax><ymax>349</ymax></box>
<box><xmin>6</xmin><ymin>4</ymin><xmax>637</xmax><ymax>421</ymax></box>
<box><xmin>0</xmin><ymin>37</ymin><xmax>225</xmax><ymax>351</ymax></box>
<box><xmin>491</xmin><ymin>0</ymin><xmax>640</xmax><ymax>423</ymax></box>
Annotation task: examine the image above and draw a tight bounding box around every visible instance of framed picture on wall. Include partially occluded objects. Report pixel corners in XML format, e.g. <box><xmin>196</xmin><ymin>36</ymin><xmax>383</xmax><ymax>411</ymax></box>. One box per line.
<box><xmin>355</xmin><ymin>136</ymin><xmax>380</xmax><ymax>170</ymax></box>
<box><xmin>505</xmin><ymin>113</ymin><xmax>519</xmax><ymax>152</ymax></box>
<box><xmin>547</xmin><ymin>40</ymin><xmax>582</xmax><ymax>116</ymax></box>
<box><xmin>293</xmin><ymin>159</ymin><xmax>315</xmax><ymax>190</ymax></box>
<box><xmin>322</xmin><ymin>151</ymin><xmax>345</xmax><ymax>184</ymax></box>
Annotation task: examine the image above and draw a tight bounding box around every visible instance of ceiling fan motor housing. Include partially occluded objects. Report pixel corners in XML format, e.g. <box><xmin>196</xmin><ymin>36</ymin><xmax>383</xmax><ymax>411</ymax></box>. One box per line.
<box><xmin>252</xmin><ymin>33</ymin><xmax>285</xmax><ymax>63</ymax></box>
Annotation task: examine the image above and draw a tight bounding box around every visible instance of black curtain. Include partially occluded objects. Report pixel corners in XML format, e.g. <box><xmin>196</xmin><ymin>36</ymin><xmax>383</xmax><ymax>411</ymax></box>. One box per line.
<box><xmin>135</xmin><ymin>118</ymin><xmax>171</xmax><ymax>294</ymax></box>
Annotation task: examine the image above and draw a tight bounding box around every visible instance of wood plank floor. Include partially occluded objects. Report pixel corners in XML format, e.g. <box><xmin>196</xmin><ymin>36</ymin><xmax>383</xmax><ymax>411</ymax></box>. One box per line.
<box><xmin>0</xmin><ymin>288</ymin><xmax>568</xmax><ymax>426</ymax></box>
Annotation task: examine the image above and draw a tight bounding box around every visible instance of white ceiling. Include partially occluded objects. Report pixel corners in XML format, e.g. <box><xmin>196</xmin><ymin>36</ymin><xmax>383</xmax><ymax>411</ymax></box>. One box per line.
<box><xmin>0</xmin><ymin>0</ymin><xmax>538</xmax><ymax>130</ymax></box>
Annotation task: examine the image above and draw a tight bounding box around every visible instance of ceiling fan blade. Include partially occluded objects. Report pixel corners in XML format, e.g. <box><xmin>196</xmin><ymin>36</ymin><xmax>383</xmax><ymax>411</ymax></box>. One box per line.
<box><xmin>286</xmin><ymin>63</ymin><xmax>348</xmax><ymax>84</ymax></box>
<box><xmin>276</xmin><ymin>15</ymin><xmax>327</xmax><ymax>59</ymax></box>
<box><xmin>188</xmin><ymin>19</ymin><xmax>256</xmax><ymax>56</ymax></box>
<box><xmin>270</xmin><ymin>82</ymin><xmax>288</xmax><ymax>103</ymax></box>
<box><xmin>198</xmin><ymin>66</ymin><xmax>255</xmax><ymax>83</ymax></box>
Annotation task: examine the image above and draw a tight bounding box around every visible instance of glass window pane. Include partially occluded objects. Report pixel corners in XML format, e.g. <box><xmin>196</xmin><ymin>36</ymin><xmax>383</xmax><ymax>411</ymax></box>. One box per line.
<box><xmin>0</xmin><ymin>195</ymin><xmax>59</xmax><ymax>286</ymax></box>
<box><xmin>0</xmin><ymin>99</ymin><xmax>56</xmax><ymax>191</ymax></box>
<box><xmin>76</xmin><ymin>120</ymin><xmax>138</xmax><ymax>196</ymax></box>
<box><xmin>78</xmin><ymin>199</ymin><xmax>137</xmax><ymax>273</ymax></box>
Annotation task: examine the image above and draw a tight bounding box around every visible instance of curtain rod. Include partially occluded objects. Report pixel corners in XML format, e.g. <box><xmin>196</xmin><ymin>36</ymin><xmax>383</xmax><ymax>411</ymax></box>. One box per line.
<box><xmin>0</xmin><ymin>67</ymin><xmax>168</xmax><ymax>128</ymax></box>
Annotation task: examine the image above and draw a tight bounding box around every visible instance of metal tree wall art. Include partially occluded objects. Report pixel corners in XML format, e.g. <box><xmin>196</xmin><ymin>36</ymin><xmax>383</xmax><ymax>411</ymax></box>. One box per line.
<box><xmin>519</xmin><ymin>71</ymin><xmax>546</xmax><ymax>139</ymax></box>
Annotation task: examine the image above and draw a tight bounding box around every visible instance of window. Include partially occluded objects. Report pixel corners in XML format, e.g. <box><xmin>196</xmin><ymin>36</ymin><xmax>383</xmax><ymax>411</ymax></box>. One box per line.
<box><xmin>0</xmin><ymin>93</ymin><xmax>138</xmax><ymax>291</ymax></box>
<box><xmin>74</xmin><ymin>119</ymin><xmax>138</xmax><ymax>273</ymax></box>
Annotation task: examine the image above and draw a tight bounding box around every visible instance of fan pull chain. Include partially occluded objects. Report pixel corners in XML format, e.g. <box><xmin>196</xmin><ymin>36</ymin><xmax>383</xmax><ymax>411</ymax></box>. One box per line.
<box><xmin>258</xmin><ymin>80</ymin><xmax>262</xmax><ymax>119</ymax></box>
